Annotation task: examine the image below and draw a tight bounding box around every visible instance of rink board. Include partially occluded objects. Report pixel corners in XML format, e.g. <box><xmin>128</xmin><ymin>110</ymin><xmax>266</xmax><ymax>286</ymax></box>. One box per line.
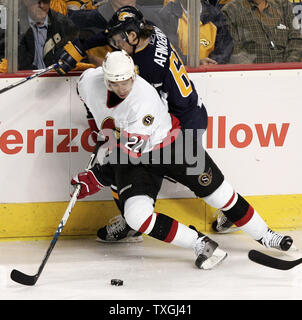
<box><xmin>0</xmin><ymin>68</ymin><xmax>301</xmax><ymax>240</ymax></box>
<box><xmin>0</xmin><ymin>195</ymin><xmax>301</xmax><ymax>241</ymax></box>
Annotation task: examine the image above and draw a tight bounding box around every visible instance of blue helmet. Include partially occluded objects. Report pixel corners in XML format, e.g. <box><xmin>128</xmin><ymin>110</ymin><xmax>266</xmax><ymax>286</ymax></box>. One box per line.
<box><xmin>106</xmin><ymin>6</ymin><xmax>145</xmax><ymax>40</ymax></box>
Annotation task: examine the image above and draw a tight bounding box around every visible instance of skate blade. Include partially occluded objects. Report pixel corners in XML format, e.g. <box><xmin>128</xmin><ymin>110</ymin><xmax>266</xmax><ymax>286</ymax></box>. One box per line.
<box><xmin>200</xmin><ymin>248</ymin><xmax>228</xmax><ymax>270</ymax></box>
<box><xmin>288</xmin><ymin>244</ymin><xmax>298</xmax><ymax>252</ymax></box>
<box><xmin>96</xmin><ymin>236</ymin><xmax>144</xmax><ymax>243</ymax></box>
<box><xmin>216</xmin><ymin>227</ymin><xmax>240</xmax><ymax>234</ymax></box>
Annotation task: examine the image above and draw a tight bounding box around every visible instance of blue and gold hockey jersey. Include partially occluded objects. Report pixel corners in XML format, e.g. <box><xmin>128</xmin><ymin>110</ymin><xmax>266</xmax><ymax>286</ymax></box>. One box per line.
<box><xmin>132</xmin><ymin>26</ymin><xmax>208</xmax><ymax>131</ymax></box>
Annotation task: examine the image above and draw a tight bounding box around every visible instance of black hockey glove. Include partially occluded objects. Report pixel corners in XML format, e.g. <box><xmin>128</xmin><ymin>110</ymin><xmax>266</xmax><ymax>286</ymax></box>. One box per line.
<box><xmin>55</xmin><ymin>40</ymin><xmax>86</xmax><ymax>76</ymax></box>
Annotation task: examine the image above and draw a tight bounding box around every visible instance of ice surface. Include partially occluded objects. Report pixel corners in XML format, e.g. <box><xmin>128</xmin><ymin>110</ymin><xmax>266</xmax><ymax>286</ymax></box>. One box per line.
<box><xmin>1</xmin><ymin>231</ymin><xmax>302</xmax><ymax>300</ymax></box>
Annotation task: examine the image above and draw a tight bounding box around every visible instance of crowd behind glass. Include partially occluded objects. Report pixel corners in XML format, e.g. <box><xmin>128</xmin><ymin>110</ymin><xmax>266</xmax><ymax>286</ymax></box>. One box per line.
<box><xmin>0</xmin><ymin>0</ymin><xmax>301</xmax><ymax>73</ymax></box>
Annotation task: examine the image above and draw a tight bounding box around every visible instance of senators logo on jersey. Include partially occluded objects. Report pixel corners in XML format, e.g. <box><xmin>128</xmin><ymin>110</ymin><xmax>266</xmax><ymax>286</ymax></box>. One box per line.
<box><xmin>198</xmin><ymin>168</ymin><xmax>213</xmax><ymax>186</ymax></box>
<box><xmin>142</xmin><ymin>115</ymin><xmax>154</xmax><ymax>126</ymax></box>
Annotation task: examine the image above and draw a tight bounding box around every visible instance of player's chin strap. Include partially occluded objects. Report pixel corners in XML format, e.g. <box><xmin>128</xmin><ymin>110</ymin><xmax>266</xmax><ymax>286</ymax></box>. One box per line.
<box><xmin>125</xmin><ymin>32</ymin><xmax>140</xmax><ymax>57</ymax></box>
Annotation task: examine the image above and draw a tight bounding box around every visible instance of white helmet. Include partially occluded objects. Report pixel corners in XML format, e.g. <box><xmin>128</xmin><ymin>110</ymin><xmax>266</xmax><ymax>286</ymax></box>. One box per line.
<box><xmin>102</xmin><ymin>50</ymin><xmax>136</xmax><ymax>90</ymax></box>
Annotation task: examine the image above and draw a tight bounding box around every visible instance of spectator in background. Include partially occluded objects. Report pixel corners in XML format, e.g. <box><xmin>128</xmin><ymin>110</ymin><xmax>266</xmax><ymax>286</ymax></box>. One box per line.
<box><xmin>159</xmin><ymin>0</ymin><xmax>233</xmax><ymax>65</ymax></box>
<box><xmin>221</xmin><ymin>0</ymin><xmax>302</xmax><ymax>64</ymax></box>
<box><xmin>18</xmin><ymin>0</ymin><xmax>78</xmax><ymax>70</ymax></box>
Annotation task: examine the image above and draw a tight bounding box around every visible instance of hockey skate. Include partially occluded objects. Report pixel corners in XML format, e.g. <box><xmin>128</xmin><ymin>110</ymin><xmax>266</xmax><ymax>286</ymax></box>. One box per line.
<box><xmin>194</xmin><ymin>233</ymin><xmax>227</xmax><ymax>269</ymax></box>
<box><xmin>96</xmin><ymin>215</ymin><xmax>143</xmax><ymax>243</ymax></box>
<box><xmin>212</xmin><ymin>210</ymin><xmax>240</xmax><ymax>234</ymax></box>
<box><xmin>258</xmin><ymin>228</ymin><xmax>293</xmax><ymax>251</ymax></box>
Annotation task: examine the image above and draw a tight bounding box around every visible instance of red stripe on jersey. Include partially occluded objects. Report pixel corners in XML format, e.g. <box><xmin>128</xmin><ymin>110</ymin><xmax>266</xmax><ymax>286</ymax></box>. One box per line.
<box><xmin>152</xmin><ymin>115</ymin><xmax>181</xmax><ymax>151</ymax></box>
<box><xmin>222</xmin><ymin>192</ymin><xmax>235</xmax><ymax>209</ymax></box>
<box><xmin>234</xmin><ymin>206</ymin><xmax>254</xmax><ymax>227</ymax></box>
<box><xmin>138</xmin><ymin>214</ymin><xmax>153</xmax><ymax>233</ymax></box>
<box><xmin>164</xmin><ymin>219</ymin><xmax>178</xmax><ymax>243</ymax></box>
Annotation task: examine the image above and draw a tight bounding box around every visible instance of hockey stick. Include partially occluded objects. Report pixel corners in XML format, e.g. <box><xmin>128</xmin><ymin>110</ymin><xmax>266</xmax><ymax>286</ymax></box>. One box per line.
<box><xmin>0</xmin><ymin>63</ymin><xmax>59</xmax><ymax>95</ymax></box>
<box><xmin>10</xmin><ymin>141</ymin><xmax>102</xmax><ymax>286</ymax></box>
<box><xmin>248</xmin><ymin>250</ymin><xmax>302</xmax><ymax>270</ymax></box>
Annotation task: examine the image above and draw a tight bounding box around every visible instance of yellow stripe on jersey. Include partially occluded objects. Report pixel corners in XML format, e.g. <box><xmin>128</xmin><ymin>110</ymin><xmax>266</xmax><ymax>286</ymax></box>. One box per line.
<box><xmin>65</xmin><ymin>41</ymin><xmax>85</xmax><ymax>62</ymax></box>
<box><xmin>111</xmin><ymin>190</ymin><xmax>119</xmax><ymax>200</ymax></box>
<box><xmin>135</xmin><ymin>40</ymin><xmax>150</xmax><ymax>54</ymax></box>
<box><xmin>86</xmin><ymin>45</ymin><xmax>113</xmax><ymax>61</ymax></box>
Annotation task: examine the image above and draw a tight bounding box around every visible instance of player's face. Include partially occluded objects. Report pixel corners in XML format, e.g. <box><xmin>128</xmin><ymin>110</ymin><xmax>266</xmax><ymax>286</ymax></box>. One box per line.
<box><xmin>109</xmin><ymin>33</ymin><xmax>135</xmax><ymax>55</ymax></box>
<box><xmin>108</xmin><ymin>78</ymin><xmax>134</xmax><ymax>99</ymax></box>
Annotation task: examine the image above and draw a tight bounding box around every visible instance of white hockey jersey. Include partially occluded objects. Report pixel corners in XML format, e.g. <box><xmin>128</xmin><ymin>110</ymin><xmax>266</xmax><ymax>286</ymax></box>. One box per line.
<box><xmin>77</xmin><ymin>67</ymin><xmax>180</xmax><ymax>158</ymax></box>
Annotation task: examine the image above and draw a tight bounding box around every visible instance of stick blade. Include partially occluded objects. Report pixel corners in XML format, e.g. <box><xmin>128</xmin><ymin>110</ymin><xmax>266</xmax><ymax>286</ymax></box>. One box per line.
<box><xmin>248</xmin><ymin>250</ymin><xmax>302</xmax><ymax>271</ymax></box>
<box><xmin>10</xmin><ymin>269</ymin><xmax>38</xmax><ymax>286</ymax></box>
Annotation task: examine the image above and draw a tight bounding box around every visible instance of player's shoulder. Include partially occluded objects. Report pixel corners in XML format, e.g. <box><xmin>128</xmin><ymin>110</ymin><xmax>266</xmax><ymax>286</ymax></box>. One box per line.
<box><xmin>77</xmin><ymin>67</ymin><xmax>105</xmax><ymax>101</ymax></box>
<box><xmin>78</xmin><ymin>67</ymin><xmax>104</xmax><ymax>90</ymax></box>
<box><xmin>80</xmin><ymin>66</ymin><xmax>104</xmax><ymax>82</ymax></box>
<box><xmin>133</xmin><ymin>76</ymin><xmax>160</xmax><ymax>100</ymax></box>
<box><xmin>128</xmin><ymin>76</ymin><xmax>164</xmax><ymax>118</ymax></box>
<box><xmin>136</xmin><ymin>26</ymin><xmax>172</xmax><ymax>70</ymax></box>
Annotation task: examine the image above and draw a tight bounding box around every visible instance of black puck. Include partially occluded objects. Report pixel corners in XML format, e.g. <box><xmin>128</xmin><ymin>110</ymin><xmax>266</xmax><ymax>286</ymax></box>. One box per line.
<box><xmin>111</xmin><ymin>279</ymin><xmax>123</xmax><ymax>286</ymax></box>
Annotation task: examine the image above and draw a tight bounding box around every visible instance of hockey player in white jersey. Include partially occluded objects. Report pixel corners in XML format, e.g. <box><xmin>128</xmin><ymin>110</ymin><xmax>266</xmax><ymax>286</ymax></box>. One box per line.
<box><xmin>74</xmin><ymin>50</ymin><xmax>227</xmax><ymax>269</ymax></box>
<box><xmin>72</xmin><ymin>50</ymin><xmax>294</xmax><ymax>271</ymax></box>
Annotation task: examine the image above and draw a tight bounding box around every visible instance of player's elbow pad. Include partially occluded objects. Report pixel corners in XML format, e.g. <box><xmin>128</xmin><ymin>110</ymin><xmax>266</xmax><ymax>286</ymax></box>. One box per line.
<box><xmin>65</xmin><ymin>41</ymin><xmax>85</xmax><ymax>62</ymax></box>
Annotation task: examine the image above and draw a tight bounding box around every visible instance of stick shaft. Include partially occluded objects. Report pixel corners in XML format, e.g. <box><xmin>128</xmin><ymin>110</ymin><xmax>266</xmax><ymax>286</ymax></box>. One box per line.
<box><xmin>0</xmin><ymin>63</ymin><xmax>58</xmax><ymax>94</ymax></box>
<box><xmin>35</xmin><ymin>184</ymin><xmax>81</xmax><ymax>280</ymax></box>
